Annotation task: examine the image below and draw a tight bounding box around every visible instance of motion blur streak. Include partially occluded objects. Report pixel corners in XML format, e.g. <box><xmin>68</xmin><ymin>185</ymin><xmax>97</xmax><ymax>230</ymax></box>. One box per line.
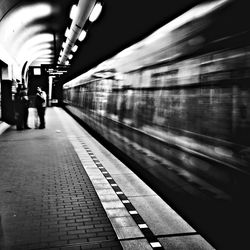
<box><xmin>63</xmin><ymin>1</ymin><xmax>250</xmax><ymax>249</ymax></box>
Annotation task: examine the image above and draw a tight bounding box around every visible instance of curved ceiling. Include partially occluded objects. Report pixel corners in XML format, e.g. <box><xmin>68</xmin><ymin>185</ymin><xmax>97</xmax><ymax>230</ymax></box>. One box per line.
<box><xmin>0</xmin><ymin>0</ymin><xmax>73</xmax><ymax>76</ymax></box>
<box><xmin>0</xmin><ymin>0</ymin><xmax>204</xmax><ymax>81</ymax></box>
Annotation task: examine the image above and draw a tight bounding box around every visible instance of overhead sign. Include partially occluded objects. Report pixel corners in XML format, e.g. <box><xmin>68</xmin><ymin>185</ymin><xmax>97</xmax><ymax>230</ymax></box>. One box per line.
<box><xmin>45</xmin><ymin>64</ymin><xmax>70</xmax><ymax>76</ymax></box>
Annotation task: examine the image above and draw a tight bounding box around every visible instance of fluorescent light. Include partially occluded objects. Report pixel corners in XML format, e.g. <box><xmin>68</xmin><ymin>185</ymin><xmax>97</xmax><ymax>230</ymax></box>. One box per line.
<box><xmin>68</xmin><ymin>54</ymin><xmax>73</xmax><ymax>60</ymax></box>
<box><xmin>65</xmin><ymin>60</ymin><xmax>70</xmax><ymax>65</ymax></box>
<box><xmin>89</xmin><ymin>2</ymin><xmax>102</xmax><ymax>22</ymax></box>
<box><xmin>65</xmin><ymin>27</ymin><xmax>70</xmax><ymax>37</ymax></box>
<box><xmin>70</xmin><ymin>5</ymin><xmax>77</xmax><ymax>20</ymax></box>
<box><xmin>78</xmin><ymin>30</ymin><xmax>86</xmax><ymax>41</ymax></box>
<box><xmin>72</xmin><ymin>45</ymin><xmax>78</xmax><ymax>52</ymax></box>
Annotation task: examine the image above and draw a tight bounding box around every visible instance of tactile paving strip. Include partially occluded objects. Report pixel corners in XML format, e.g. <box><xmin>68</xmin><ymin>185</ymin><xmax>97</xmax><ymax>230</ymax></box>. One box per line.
<box><xmin>68</xmin><ymin>135</ymin><xmax>164</xmax><ymax>249</ymax></box>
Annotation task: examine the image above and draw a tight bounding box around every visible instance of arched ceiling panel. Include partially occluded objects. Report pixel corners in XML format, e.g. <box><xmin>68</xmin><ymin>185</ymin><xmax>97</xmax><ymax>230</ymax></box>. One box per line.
<box><xmin>19</xmin><ymin>43</ymin><xmax>54</xmax><ymax>67</ymax></box>
<box><xmin>0</xmin><ymin>2</ymin><xmax>54</xmax><ymax>66</ymax></box>
<box><xmin>16</xmin><ymin>33</ymin><xmax>54</xmax><ymax>63</ymax></box>
<box><xmin>11</xmin><ymin>25</ymin><xmax>47</xmax><ymax>54</ymax></box>
<box><xmin>0</xmin><ymin>0</ymin><xmax>73</xmax><ymax>71</ymax></box>
<box><xmin>23</xmin><ymin>48</ymin><xmax>54</xmax><ymax>76</ymax></box>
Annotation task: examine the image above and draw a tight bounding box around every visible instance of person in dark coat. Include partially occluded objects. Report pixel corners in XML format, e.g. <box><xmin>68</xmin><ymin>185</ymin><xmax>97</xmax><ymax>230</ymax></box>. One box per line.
<box><xmin>22</xmin><ymin>89</ymin><xmax>30</xmax><ymax>129</ymax></box>
<box><xmin>35</xmin><ymin>87</ymin><xmax>47</xmax><ymax>129</ymax></box>
<box><xmin>14</xmin><ymin>85</ymin><xmax>24</xmax><ymax>130</ymax></box>
<box><xmin>14</xmin><ymin>85</ymin><xmax>31</xmax><ymax>130</ymax></box>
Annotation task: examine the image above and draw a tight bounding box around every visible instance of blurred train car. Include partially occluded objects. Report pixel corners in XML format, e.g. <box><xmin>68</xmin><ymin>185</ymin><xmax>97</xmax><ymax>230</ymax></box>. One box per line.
<box><xmin>63</xmin><ymin>0</ymin><xmax>250</xmax><ymax>248</ymax></box>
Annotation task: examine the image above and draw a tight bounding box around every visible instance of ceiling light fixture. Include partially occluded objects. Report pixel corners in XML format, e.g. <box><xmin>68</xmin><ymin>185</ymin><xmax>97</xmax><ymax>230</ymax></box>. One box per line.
<box><xmin>72</xmin><ymin>45</ymin><xmax>78</xmax><ymax>52</ymax></box>
<box><xmin>65</xmin><ymin>27</ymin><xmax>70</xmax><ymax>37</ymax></box>
<box><xmin>89</xmin><ymin>2</ymin><xmax>102</xmax><ymax>22</ymax></box>
<box><xmin>70</xmin><ymin>5</ymin><xmax>78</xmax><ymax>20</ymax></box>
<box><xmin>78</xmin><ymin>30</ymin><xmax>86</xmax><ymax>41</ymax></box>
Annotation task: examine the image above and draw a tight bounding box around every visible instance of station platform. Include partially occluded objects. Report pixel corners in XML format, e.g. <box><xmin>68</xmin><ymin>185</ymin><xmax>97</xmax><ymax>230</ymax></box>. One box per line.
<box><xmin>0</xmin><ymin>107</ymin><xmax>214</xmax><ymax>250</ymax></box>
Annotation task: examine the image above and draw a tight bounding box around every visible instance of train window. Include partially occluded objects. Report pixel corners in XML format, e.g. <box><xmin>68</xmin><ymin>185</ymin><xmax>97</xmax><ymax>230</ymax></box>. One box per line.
<box><xmin>151</xmin><ymin>69</ymin><xmax>178</xmax><ymax>86</ymax></box>
<box><xmin>151</xmin><ymin>73</ymin><xmax>161</xmax><ymax>86</ymax></box>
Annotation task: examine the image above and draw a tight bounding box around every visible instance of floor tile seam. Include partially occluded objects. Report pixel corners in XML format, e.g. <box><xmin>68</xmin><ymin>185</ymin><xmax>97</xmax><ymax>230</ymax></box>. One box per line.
<box><xmin>156</xmin><ymin>231</ymin><xmax>199</xmax><ymax>239</ymax></box>
<box><xmin>55</xmin><ymin>108</ymin><xmax>163</xmax><ymax>249</ymax></box>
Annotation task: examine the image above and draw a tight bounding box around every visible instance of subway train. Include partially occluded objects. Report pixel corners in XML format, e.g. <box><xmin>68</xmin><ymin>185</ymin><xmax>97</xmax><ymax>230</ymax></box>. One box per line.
<box><xmin>63</xmin><ymin>0</ymin><xmax>250</xmax><ymax>249</ymax></box>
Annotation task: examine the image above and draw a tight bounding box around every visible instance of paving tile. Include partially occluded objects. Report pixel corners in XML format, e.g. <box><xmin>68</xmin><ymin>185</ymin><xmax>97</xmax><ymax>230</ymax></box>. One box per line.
<box><xmin>120</xmin><ymin>239</ymin><xmax>153</xmax><ymax>250</ymax></box>
<box><xmin>101</xmin><ymin>200</ymin><xmax>125</xmax><ymax>209</ymax></box>
<box><xmin>158</xmin><ymin>235</ymin><xmax>215</xmax><ymax>250</ymax></box>
<box><xmin>109</xmin><ymin>216</ymin><xmax>137</xmax><ymax>228</ymax></box>
<box><xmin>105</xmin><ymin>208</ymin><xmax>131</xmax><ymax>218</ymax></box>
<box><xmin>129</xmin><ymin>195</ymin><xmax>195</xmax><ymax>235</ymax></box>
<box><xmin>114</xmin><ymin>226</ymin><xmax>144</xmax><ymax>240</ymax></box>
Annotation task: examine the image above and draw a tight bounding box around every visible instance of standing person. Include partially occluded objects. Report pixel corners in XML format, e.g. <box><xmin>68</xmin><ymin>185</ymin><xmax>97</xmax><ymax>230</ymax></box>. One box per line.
<box><xmin>22</xmin><ymin>88</ymin><xmax>31</xmax><ymax>129</ymax></box>
<box><xmin>35</xmin><ymin>87</ymin><xmax>47</xmax><ymax>129</ymax></box>
<box><xmin>14</xmin><ymin>85</ymin><xmax>24</xmax><ymax>130</ymax></box>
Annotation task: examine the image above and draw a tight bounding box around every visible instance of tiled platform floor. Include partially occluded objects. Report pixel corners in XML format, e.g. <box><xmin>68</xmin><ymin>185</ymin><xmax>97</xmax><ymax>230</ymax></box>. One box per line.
<box><xmin>0</xmin><ymin>108</ymin><xmax>122</xmax><ymax>250</ymax></box>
